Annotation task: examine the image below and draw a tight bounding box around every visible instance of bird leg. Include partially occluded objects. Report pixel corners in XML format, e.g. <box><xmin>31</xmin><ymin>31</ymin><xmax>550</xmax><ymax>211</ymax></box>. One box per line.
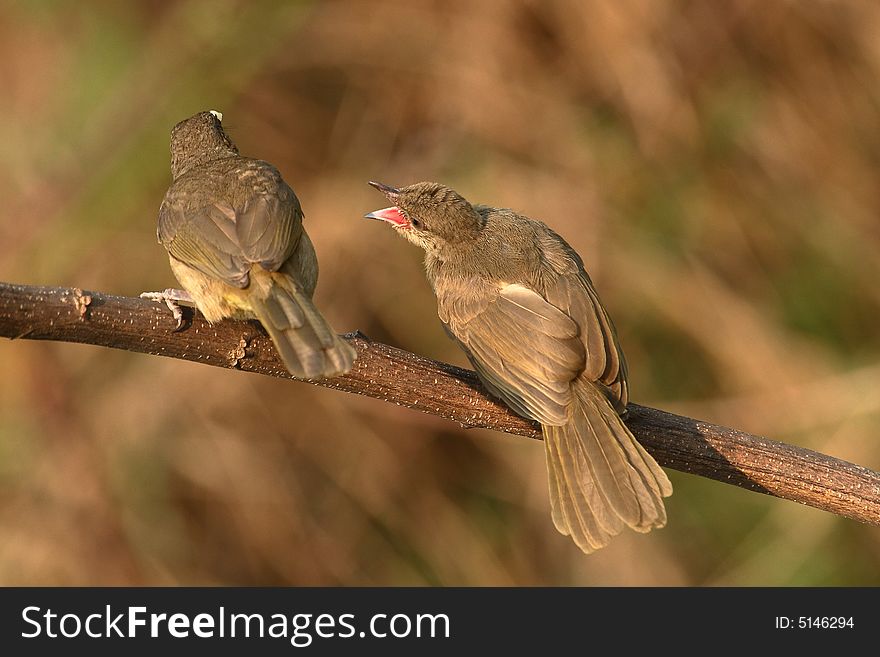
<box><xmin>140</xmin><ymin>288</ymin><xmax>193</xmax><ymax>330</ymax></box>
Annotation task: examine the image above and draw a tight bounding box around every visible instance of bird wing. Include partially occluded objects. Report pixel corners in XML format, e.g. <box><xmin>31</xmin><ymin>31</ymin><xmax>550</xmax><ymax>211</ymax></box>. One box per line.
<box><xmin>158</xmin><ymin>179</ymin><xmax>303</xmax><ymax>289</ymax></box>
<box><xmin>542</xmin><ymin>268</ymin><xmax>629</xmax><ymax>410</ymax></box>
<box><xmin>439</xmin><ymin>282</ymin><xmax>585</xmax><ymax>425</ymax></box>
<box><xmin>530</xmin><ymin>225</ymin><xmax>629</xmax><ymax>410</ymax></box>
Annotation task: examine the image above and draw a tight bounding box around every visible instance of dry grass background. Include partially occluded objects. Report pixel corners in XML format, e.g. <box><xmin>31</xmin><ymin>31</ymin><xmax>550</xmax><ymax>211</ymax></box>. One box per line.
<box><xmin>1</xmin><ymin>0</ymin><xmax>879</xmax><ymax>585</ymax></box>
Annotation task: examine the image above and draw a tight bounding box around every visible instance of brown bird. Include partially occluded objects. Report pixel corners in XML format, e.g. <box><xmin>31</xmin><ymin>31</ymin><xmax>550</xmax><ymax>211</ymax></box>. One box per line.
<box><xmin>365</xmin><ymin>181</ymin><xmax>672</xmax><ymax>553</ymax></box>
<box><xmin>142</xmin><ymin>110</ymin><xmax>355</xmax><ymax>378</ymax></box>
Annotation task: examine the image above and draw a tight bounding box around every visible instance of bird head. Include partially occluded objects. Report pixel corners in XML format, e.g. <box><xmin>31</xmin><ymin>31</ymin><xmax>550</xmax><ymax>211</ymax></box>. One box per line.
<box><xmin>170</xmin><ymin>110</ymin><xmax>239</xmax><ymax>179</ymax></box>
<box><xmin>365</xmin><ymin>181</ymin><xmax>484</xmax><ymax>253</ymax></box>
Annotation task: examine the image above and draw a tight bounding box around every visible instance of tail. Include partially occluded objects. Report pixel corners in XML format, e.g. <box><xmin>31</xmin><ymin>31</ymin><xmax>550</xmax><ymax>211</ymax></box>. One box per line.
<box><xmin>543</xmin><ymin>379</ymin><xmax>672</xmax><ymax>553</ymax></box>
<box><xmin>248</xmin><ymin>272</ymin><xmax>356</xmax><ymax>379</ymax></box>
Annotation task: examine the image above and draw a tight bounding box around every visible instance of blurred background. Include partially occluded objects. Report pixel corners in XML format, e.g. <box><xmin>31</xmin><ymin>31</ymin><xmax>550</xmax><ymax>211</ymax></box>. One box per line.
<box><xmin>1</xmin><ymin>0</ymin><xmax>879</xmax><ymax>585</ymax></box>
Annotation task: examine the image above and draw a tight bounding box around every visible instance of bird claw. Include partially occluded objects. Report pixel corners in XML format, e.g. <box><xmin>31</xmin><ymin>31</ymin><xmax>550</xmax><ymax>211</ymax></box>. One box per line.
<box><xmin>140</xmin><ymin>288</ymin><xmax>193</xmax><ymax>331</ymax></box>
<box><xmin>343</xmin><ymin>329</ymin><xmax>370</xmax><ymax>341</ymax></box>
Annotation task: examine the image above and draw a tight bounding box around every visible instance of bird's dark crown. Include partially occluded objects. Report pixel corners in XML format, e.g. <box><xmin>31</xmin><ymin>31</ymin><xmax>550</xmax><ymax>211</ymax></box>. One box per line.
<box><xmin>170</xmin><ymin>111</ymin><xmax>239</xmax><ymax>179</ymax></box>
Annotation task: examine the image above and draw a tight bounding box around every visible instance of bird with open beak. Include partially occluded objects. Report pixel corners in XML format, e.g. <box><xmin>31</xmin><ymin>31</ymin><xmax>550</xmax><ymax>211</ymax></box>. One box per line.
<box><xmin>365</xmin><ymin>180</ymin><xmax>672</xmax><ymax>554</ymax></box>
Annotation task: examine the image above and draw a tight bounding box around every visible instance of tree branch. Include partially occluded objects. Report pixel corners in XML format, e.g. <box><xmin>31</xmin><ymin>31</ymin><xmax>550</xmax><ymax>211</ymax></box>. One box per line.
<box><xmin>2</xmin><ymin>281</ymin><xmax>879</xmax><ymax>526</ymax></box>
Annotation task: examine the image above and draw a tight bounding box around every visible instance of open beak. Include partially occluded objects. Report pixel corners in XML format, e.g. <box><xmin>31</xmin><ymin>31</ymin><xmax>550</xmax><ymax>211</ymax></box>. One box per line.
<box><xmin>364</xmin><ymin>206</ymin><xmax>410</xmax><ymax>228</ymax></box>
<box><xmin>365</xmin><ymin>181</ymin><xmax>410</xmax><ymax>227</ymax></box>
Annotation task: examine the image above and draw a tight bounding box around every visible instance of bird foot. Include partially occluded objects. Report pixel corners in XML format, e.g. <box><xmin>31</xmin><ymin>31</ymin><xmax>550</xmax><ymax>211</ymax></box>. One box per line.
<box><xmin>140</xmin><ymin>288</ymin><xmax>193</xmax><ymax>330</ymax></box>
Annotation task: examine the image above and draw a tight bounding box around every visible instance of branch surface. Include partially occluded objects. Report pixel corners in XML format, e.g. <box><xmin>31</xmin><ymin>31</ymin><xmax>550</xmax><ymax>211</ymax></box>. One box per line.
<box><xmin>2</xmin><ymin>282</ymin><xmax>879</xmax><ymax>526</ymax></box>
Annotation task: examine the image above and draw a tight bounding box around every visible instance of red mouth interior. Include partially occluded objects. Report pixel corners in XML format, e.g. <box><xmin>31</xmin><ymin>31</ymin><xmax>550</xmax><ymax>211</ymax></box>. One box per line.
<box><xmin>370</xmin><ymin>206</ymin><xmax>410</xmax><ymax>227</ymax></box>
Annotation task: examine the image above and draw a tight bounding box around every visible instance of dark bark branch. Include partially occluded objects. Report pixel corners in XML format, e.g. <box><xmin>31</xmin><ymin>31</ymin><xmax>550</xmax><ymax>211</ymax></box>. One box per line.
<box><xmin>2</xmin><ymin>281</ymin><xmax>879</xmax><ymax>526</ymax></box>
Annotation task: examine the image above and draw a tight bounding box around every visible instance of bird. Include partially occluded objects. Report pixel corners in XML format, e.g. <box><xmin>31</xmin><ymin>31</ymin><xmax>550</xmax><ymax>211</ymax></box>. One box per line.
<box><xmin>365</xmin><ymin>180</ymin><xmax>672</xmax><ymax>553</ymax></box>
<box><xmin>142</xmin><ymin>110</ymin><xmax>356</xmax><ymax>379</ymax></box>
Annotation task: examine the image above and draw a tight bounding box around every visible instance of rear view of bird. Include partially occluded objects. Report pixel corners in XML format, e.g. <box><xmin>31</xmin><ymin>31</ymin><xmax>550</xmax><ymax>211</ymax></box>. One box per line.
<box><xmin>143</xmin><ymin>110</ymin><xmax>355</xmax><ymax>379</ymax></box>
<box><xmin>365</xmin><ymin>180</ymin><xmax>672</xmax><ymax>553</ymax></box>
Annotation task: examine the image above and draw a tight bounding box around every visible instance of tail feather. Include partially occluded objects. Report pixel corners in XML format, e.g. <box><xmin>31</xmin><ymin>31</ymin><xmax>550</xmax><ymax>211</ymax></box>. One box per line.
<box><xmin>258</xmin><ymin>286</ymin><xmax>305</xmax><ymax>330</ymax></box>
<box><xmin>545</xmin><ymin>431</ymin><xmax>620</xmax><ymax>551</ymax></box>
<box><xmin>543</xmin><ymin>379</ymin><xmax>671</xmax><ymax>553</ymax></box>
<box><xmin>608</xmin><ymin>415</ymin><xmax>671</xmax><ymax>530</ymax></box>
<box><xmin>249</xmin><ymin>275</ymin><xmax>356</xmax><ymax>379</ymax></box>
<box><xmin>577</xmin><ymin>397</ymin><xmax>641</xmax><ymax>526</ymax></box>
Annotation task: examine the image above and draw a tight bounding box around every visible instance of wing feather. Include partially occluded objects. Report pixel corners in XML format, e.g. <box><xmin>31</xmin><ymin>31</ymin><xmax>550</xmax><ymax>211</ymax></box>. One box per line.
<box><xmin>157</xmin><ymin>175</ymin><xmax>302</xmax><ymax>289</ymax></box>
<box><xmin>440</xmin><ymin>282</ymin><xmax>584</xmax><ymax>426</ymax></box>
<box><xmin>542</xmin><ymin>259</ymin><xmax>628</xmax><ymax>410</ymax></box>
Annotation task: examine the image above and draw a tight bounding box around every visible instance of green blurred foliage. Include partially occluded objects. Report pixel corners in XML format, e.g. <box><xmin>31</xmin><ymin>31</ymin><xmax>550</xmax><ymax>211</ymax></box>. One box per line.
<box><xmin>0</xmin><ymin>0</ymin><xmax>878</xmax><ymax>585</ymax></box>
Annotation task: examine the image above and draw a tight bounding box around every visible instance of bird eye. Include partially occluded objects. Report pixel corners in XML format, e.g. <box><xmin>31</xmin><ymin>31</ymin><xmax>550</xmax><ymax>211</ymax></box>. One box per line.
<box><xmin>411</xmin><ymin>217</ymin><xmax>421</xmax><ymax>228</ymax></box>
